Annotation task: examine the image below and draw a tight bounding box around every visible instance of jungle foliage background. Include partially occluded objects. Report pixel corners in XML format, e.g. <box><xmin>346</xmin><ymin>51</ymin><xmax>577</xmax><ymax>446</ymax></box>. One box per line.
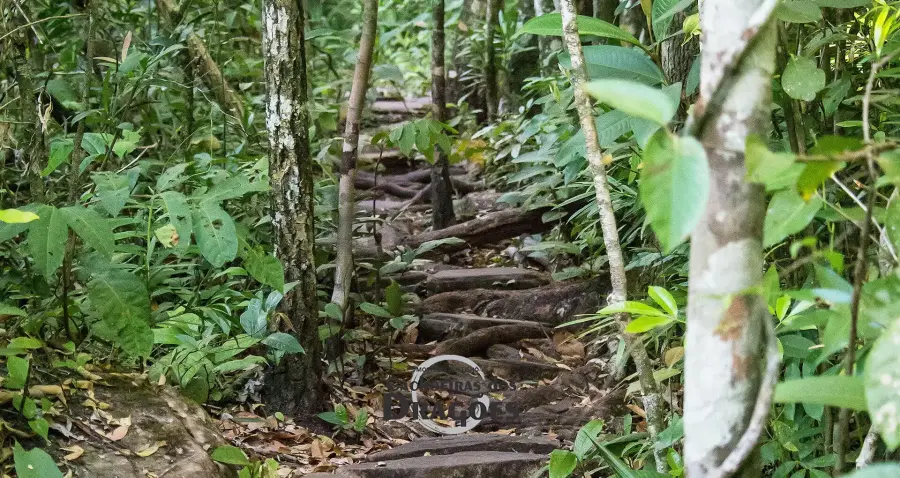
<box><xmin>3</xmin><ymin>0</ymin><xmax>900</xmax><ymax>477</ymax></box>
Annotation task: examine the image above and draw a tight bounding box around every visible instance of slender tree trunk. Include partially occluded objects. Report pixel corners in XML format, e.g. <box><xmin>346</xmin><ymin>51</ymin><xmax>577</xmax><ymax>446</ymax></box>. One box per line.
<box><xmin>156</xmin><ymin>0</ymin><xmax>245</xmax><ymax>119</ymax></box>
<box><xmin>261</xmin><ymin>0</ymin><xmax>323</xmax><ymax>416</ymax></box>
<box><xmin>431</xmin><ymin>0</ymin><xmax>456</xmax><ymax>230</ymax></box>
<box><xmin>662</xmin><ymin>12</ymin><xmax>698</xmax><ymax>86</ymax></box>
<box><xmin>559</xmin><ymin>0</ymin><xmax>667</xmax><ymax>472</ymax></box>
<box><xmin>684</xmin><ymin>0</ymin><xmax>777</xmax><ymax>476</ymax></box>
<box><xmin>533</xmin><ymin>0</ymin><xmax>556</xmax><ymax>75</ymax></box>
<box><xmin>332</xmin><ymin>0</ymin><xmax>378</xmax><ymax>313</ymax></box>
<box><xmin>484</xmin><ymin>0</ymin><xmax>500</xmax><ymax>119</ymax></box>
<box><xmin>593</xmin><ymin>0</ymin><xmax>616</xmax><ymax>22</ymax></box>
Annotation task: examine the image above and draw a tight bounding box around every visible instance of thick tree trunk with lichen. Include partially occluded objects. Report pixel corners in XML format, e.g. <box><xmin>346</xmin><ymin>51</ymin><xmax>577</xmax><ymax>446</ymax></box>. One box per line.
<box><xmin>431</xmin><ymin>0</ymin><xmax>456</xmax><ymax>230</ymax></box>
<box><xmin>260</xmin><ymin>0</ymin><xmax>323</xmax><ymax>416</ymax></box>
<box><xmin>332</xmin><ymin>0</ymin><xmax>379</xmax><ymax>312</ymax></box>
<box><xmin>559</xmin><ymin>0</ymin><xmax>667</xmax><ymax>472</ymax></box>
<box><xmin>684</xmin><ymin>0</ymin><xmax>777</xmax><ymax>475</ymax></box>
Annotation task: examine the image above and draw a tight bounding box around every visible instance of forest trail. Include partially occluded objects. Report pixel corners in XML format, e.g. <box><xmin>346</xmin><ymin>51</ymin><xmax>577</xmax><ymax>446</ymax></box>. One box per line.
<box><xmin>291</xmin><ymin>97</ymin><xmax>623</xmax><ymax>477</ymax></box>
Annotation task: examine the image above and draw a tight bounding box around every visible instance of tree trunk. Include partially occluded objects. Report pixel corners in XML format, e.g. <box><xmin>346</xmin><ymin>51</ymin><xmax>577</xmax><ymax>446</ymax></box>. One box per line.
<box><xmin>260</xmin><ymin>0</ymin><xmax>324</xmax><ymax>416</ymax></box>
<box><xmin>559</xmin><ymin>0</ymin><xmax>667</xmax><ymax>472</ymax></box>
<box><xmin>661</xmin><ymin>12</ymin><xmax>698</xmax><ymax>86</ymax></box>
<box><xmin>684</xmin><ymin>0</ymin><xmax>777</xmax><ymax>475</ymax></box>
<box><xmin>332</xmin><ymin>0</ymin><xmax>379</xmax><ymax>312</ymax></box>
<box><xmin>156</xmin><ymin>0</ymin><xmax>245</xmax><ymax>120</ymax></box>
<box><xmin>593</xmin><ymin>0</ymin><xmax>616</xmax><ymax>23</ymax></box>
<box><xmin>533</xmin><ymin>0</ymin><xmax>556</xmax><ymax>75</ymax></box>
<box><xmin>484</xmin><ymin>0</ymin><xmax>500</xmax><ymax>120</ymax></box>
<box><xmin>431</xmin><ymin>0</ymin><xmax>456</xmax><ymax>230</ymax></box>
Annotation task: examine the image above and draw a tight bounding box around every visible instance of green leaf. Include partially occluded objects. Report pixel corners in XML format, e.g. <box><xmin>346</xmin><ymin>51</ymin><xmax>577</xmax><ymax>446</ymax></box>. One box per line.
<box><xmin>360</xmin><ymin>302</ymin><xmax>392</xmax><ymax>318</ymax></box>
<box><xmin>29</xmin><ymin>418</ymin><xmax>49</xmax><ymax>440</ymax></box>
<box><xmin>862</xmin><ymin>276</ymin><xmax>900</xmax><ymax>333</ymax></box>
<box><xmin>210</xmin><ymin>445</ymin><xmax>251</xmax><ymax>466</ymax></box>
<box><xmin>763</xmin><ymin>190</ymin><xmax>823</xmax><ymax>248</ymax></box>
<box><xmin>0</xmin><ymin>303</ymin><xmax>27</xmax><ymax>316</ymax></box>
<box><xmin>639</xmin><ymin>131</ymin><xmax>709</xmax><ymax>251</ymax></box>
<box><xmin>866</xmin><ymin>318</ymin><xmax>900</xmax><ymax>450</ymax></box>
<box><xmin>812</xmin><ymin>0</ymin><xmax>869</xmax><ymax>6</ymax></box>
<box><xmin>318</xmin><ymin>411</ymin><xmax>347</xmax><ymax>426</ymax></box>
<box><xmin>92</xmin><ymin>170</ymin><xmax>135</xmax><ymax>216</ymax></box>
<box><xmin>652</xmin><ymin>0</ymin><xmax>693</xmax><ymax>39</ymax></box>
<box><xmin>13</xmin><ymin>442</ymin><xmax>63</xmax><ymax>478</ymax></box>
<box><xmin>61</xmin><ymin>205</ymin><xmax>115</xmax><ymax>256</ymax></box>
<box><xmin>42</xmin><ymin>139</ymin><xmax>74</xmax><ymax>177</ymax></box>
<box><xmin>26</xmin><ymin>205</ymin><xmax>67</xmax><ymax>280</ymax></box>
<box><xmin>198</xmin><ymin>174</ymin><xmax>267</xmax><ymax>205</ymax></box>
<box><xmin>9</xmin><ymin>337</ymin><xmax>42</xmax><ymax>350</ymax></box>
<box><xmin>773</xmin><ymin>376</ymin><xmax>867</xmax><ymax>411</ymax></box>
<box><xmin>625</xmin><ymin>315</ymin><xmax>674</xmax><ymax>333</ymax></box>
<box><xmin>583</xmin><ymin>80</ymin><xmax>677</xmax><ymax>126</ymax></box>
<box><xmin>776</xmin><ymin>1</ymin><xmax>823</xmax><ymax>24</ymax></box>
<box><xmin>521</xmin><ymin>13</ymin><xmax>642</xmax><ymax>47</ymax></box>
<box><xmin>782</xmin><ymin>57</ymin><xmax>827</xmax><ymax>101</ymax></box>
<box><xmin>241</xmin><ymin>298</ymin><xmax>267</xmax><ymax>338</ymax></box>
<box><xmin>648</xmin><ymin>286</ymin><xmax>678</xmax><ymax>316</ymax></box>
<box><xmin>560</xmin><ymin>46</ymin><xmax>664</xmax><ymax>85</ymax></box>
<box><xmin>549</xmin><ymin>450</ymin><xmax>578</xmax><ymax>478</ymax></box>
<box><xmin>595</xmin><ymin>443</ymin><xmax>668</xmax><ymax>477</ymax></box>
<box><xmin>88</xmin><ymin>271</ymin><xmax>152</xmax><ymax>358</ymax></box>
<box><xmin>385</xmin><ymin>280</ymin><xmax>404</xmax><ymax>317</ymax></box>
<box><xmin>155</xmin><ymin>162</ymin><xmax>190</xmax><ymax>191</ymax></box>
<box><xmin>598</xmin><ymin>301</ymin><xmax>667</xmax><ymax>317</ymax></box>
<box><xmin>0</xmin><ymin>208</ymin><xmax>40</xmax><ymax>224</ymax></box>
<box><xmin>414</xmin><ymin>237</ymin><xmax>465</xmax><ymax>256</ymax></box>
<box><xmin>6</xmin><ymin>356</ymin><xmax>30</xmax><ymax>389</ymax></box>
<box><xmin>573</xmin><ymin>419</ymin><xmax>605</xmax><ymax>459</ymax></box>
<box><xmin>192</xmin><ymin>201</ymin><xmax>238</xmax><ymax>267</ymax></box>
<box><xmin>262</xmin><ymin>332</ymin><xmax>305</xmax><ymax>354</ymax></box>
<box><xmin>159</xmin><ymin>191</ymin><xmax>193</xmax><ymax>255</ymax></box>
<box><xmin>245</xmin><ymin>251</ymin><xmax>285</xmax><ymax>292</ymax></box>
<box><xmin>745</xmin><ymin>135</ymin><xmax>801</xmax><ymax>191</ymax></box>
<box><xmin>887</xmin><ymin>199</ymin><xmax>900</xmax><ymax>257</ymax></box>
<box><xmin>841</xmin><ymin>465</ymin><xmax>900</xmax><ymax>477</ymax></box>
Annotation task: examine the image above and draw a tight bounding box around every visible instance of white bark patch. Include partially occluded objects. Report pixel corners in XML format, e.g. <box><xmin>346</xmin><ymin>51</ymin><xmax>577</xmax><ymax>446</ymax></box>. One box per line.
<box><xmin>686</xmin><ymin>238</ymin><xmax>763</xmax><ymax>470</ymax></box>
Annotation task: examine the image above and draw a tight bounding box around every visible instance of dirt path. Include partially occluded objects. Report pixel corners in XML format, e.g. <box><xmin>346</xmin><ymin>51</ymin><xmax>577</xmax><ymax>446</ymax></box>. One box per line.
<box><xmin>290</xmin><ymin>98</ymin><xmax>621</xmax><ymax>477</ymax></box>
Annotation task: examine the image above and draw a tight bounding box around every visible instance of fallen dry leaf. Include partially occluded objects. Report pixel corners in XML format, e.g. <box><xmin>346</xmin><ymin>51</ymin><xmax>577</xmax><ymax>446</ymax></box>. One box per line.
<box><xmin>62</xmin><ymin>445</ymin><xmax>85</xmax><ymax>461</ymax></box>
<box><xmin>135</xmin><ymin>441</ymin><xmax>166</xmax><ymax>457</ymax></box>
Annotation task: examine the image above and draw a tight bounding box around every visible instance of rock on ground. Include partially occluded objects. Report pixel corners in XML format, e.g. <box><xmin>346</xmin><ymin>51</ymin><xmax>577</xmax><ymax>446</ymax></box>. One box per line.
<box><xmin>57</xmin><ymin>375</ymin><xmax>232</xmax><ymax>478</ymax></box>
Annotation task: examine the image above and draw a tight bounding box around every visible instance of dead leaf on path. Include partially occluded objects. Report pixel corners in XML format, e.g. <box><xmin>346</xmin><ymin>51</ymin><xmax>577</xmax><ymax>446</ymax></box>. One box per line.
<box><xmin>553</xmin><ymin>332</ymin><xmax>585</xmax><ymax>359</ymax></box>
<box><xmin>310</xmin><ymin>439</ymin><xmax>325</xmax><ymax>461</ymax></box>
<box><xmin>626</xmin><ymin>404</ymin><xmax>647</xmax><ymax>419</ymax></box>
<box><xmin>402</xmin><ymin>324</ymin><xmax>418</xmax><ymax>344</ymax></box>
<box><xmin>62</xmin><ymin>445</ymin><xmax>85</xmax><ymax>461</ymax></box>
<box><xmin>135</xmin><ymin>441</ymin><xmax>166</xmax><ymax>457</ymax></box>
<box><xmin>664</xmin><ymin>347</ymin><xmax>685</xmax><ymax>367</ymax></box>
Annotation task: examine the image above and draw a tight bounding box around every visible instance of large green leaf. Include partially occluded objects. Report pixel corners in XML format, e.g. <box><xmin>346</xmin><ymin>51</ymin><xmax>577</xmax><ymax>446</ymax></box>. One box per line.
<box><xmin>652</xmin><ymin>0</ymin><xmax>693</xmax><ymax>40</ymax></box>
<box><xmin>776</xmin><ymin>1</ymin><xmax>823</xmax><ymax>23</ymax></box>
<box><xmin>42</xmin><ymin>138</ymin><xmax>74</xmax><ymax>177</ymax></box>
<box><xmin>0</xmin><ymin>208</ymin><xmax>40</xmax><ymax>224</ymax></box>
<box><xmin>521</xmin><ymin>13</ymin><xmax>642</xmax><ymax>47</ymax></box>
<box><xmin>560</xmin><ymin>46</ymin><xmax>664</xmax><ymax>85</ymax></box>
<box><xmin>773</xmin><ymin>376</ymin><xmax>867</xmax><ymax>411</ymax></box>
<box><xmin>549</xmin><ymin>450</ymin><xmax>577</xmax><ymax>478</ymax></box>
<box><xmin>192</xmin><ymin>201</ymin><xmax>238</xmax><ymax>267</ymax></box>
<box><xmin>244</xmin><ymin>250</ymin><xmax>285</xmax><ymax>292</ymax></box>
<box><xmin>61</xmin><ymin>205</ymin><xmax>115</xmax><ymax>256</ymax></box>
<box><xmin>782</xmin><ymin>57</ymin><xmax>826</xmax><ymax>101</ymax></box>
<box><xmin>866</xmin><ymin>318</ymin><xmax>900</xmax><ymax>450</ymax></box>
<box><xmin>639</xmin><ymin>131</ymin><xmax>709</xmax><ymax>252</ymax></box>
<box><xmin>196</xmin><ymin>174</ymin><xmax>268</xmax><ymax>206</ymax></box>
<box><xmin>26</xmin><ymin>205</ymin><xmax>67</xmax><ymax>280</ymax></box>
<box><xmin>745</xmin><ymin>135</ymin><xmax>802</xmax><ymax>192</ymax></box>
<box><xmin>573</xmin><ymin>419</ymin><xmax>606</xmax><ymax>459</ymax></box>
<box><xmin>763</xmin><ymin>190</ymin><xmax>823</xmax><ymax>247</ymax></box>
<box><xmin>88</xmin><ymin>271</ymin><xmax>152</xmax><ymax>358</ymax></box>
<box><xmin>92</xmin><ymin>170</ymin><xmax>135</xmax><ymax>216</ymax></box>
<box><xmin>13</xmin><ymin>442</ymin><xmax>63</xmax><ymax>478</ymax></box>
<box><xmin>583</xmin><ymin>80</ymin><xmax>677</xmax><ymax>126</ymax></box>
<box><xmin>159</xmin><ymin>191</ymin><xmax>193</xmax><ymax>255</ymax></box>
